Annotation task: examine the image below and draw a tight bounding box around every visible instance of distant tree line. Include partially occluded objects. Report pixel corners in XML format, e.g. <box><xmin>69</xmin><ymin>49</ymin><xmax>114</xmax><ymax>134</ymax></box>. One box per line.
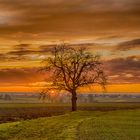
<box><xmin>0</xmin><ymin>94</ymin><xmax>12</xmax><ymax>100</ymax></box>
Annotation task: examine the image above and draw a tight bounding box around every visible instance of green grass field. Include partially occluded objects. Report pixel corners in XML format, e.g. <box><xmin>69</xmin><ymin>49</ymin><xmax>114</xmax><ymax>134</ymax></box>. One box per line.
<box><xmin>0</xmin><ymin>109</ymin><xmax>140</xmax><ymax>140</ymax></box>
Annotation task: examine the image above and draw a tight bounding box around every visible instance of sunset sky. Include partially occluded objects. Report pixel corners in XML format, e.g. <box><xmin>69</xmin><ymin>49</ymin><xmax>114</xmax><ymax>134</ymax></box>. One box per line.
<box><xmin>0</xmin><ymin>0</ymin><xmax>140</xmax><ymax>93</ymax></box>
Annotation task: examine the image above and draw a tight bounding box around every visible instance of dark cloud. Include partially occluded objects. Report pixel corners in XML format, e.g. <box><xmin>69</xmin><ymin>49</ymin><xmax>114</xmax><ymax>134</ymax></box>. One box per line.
<box><xmin>0</xmin><ymin>0</ymin><xmax>140</xmax><ymax>39</ymax></box>
<box><xmin>96</xmin><ymin>35</ymin><xmax>121</xmax><ymax>40</ymax></box>
<box><xmin>0</xmin><ymin>43</ymin><xmax>38</xmax><ymax>61</ymax></box>
<box><xmin>1</xmin><ymin>0</ymin><xmax>140</xmax><ymax>12</ymax></box>
<box><xmin>7</xmin><ymin>49</ymin><xmax>37</xmax><ymax>56</ymax></box>
<box><xmin>0</xmin><ymin>52</ymin><xmax>23</xmax><ymax>62</ymax></box>
<box><xmin>115</xmin><ymin>39</ymin><xmax>140</xmax><ymax>51</ymax></box>
<box><xmin>39</xmin><ymin>42</ymin><xmax>97</xmax><ymax>52</ymax></box>
<box><xmin>0</xmin><ymin>67</ymin><xmax>44</xmax><ymax>84</ymax></box>
<box><xmin>1</xmin><ymin>42</ymin><xmax>98</xmax><ymax>62</ymax></box>
<box><xmin>39</xmin><ymin>44</ymin><xmax>57</xmax><ymax>52</ymax></box>
<box><xmin>104</xmin><ymin>56</ymin><xmax>140</xmax><ymax>83</ymax></box>
<box><xmin>0</xmin><ymin>44</ymin><xmax>33</xmax><ymax>61</ymax></box>
<box><xmin>10</xmin><ymin>43</ymin><xmax>33</xmax><ymax>56</ymax></box>
<box><xmin>13</xmin><ymin>43</ymin><xmax>31</xmax><ymax>49</ymax></box>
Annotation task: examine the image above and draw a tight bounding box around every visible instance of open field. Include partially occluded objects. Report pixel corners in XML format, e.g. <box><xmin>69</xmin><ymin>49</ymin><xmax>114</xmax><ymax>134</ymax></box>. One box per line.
<box><xmin>0</xmin><ymin>109</ymin><xmax>140</xmax><ymax>140</ymax></box>
<box><xmin>0</xmin><ymin>103</ymin><xmax>140</xmax><ymax>123</ymax></box>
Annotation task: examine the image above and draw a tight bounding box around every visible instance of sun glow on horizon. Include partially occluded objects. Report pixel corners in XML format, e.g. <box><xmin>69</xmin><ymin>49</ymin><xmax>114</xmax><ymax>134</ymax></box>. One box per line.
<box><xmin>0</xmin><ymin>84</ymin><xmax>140</xmax><ymax>93</ymax></box>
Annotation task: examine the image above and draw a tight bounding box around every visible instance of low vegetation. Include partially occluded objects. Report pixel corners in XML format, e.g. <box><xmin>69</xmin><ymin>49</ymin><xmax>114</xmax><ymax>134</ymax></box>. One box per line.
<box><xmin>0</xmin><ymin>109</ymin><xmax>139</xmax><ymax>140</ymax></box>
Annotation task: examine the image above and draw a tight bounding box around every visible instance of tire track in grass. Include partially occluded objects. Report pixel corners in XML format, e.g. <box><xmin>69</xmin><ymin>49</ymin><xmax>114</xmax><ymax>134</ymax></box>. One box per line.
<box><xmin>76</xmin><ymin>113</ymin><xmax>107</xmax><ymax>140</ymax></box>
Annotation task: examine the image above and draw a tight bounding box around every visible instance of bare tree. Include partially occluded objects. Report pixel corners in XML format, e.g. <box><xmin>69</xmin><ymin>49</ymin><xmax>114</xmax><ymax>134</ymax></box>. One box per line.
<box><xmin>42</xmin><ymin>44</ymin><xmax>106</xmax><ymax>111</ymax></box>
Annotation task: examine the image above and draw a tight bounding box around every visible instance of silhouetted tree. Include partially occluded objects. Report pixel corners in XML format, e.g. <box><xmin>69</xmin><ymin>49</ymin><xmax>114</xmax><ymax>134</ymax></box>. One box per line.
<box><xmin>42</xmin><ymin>45</ymin><xmax>106</xmax><ymax>111</ymax></box>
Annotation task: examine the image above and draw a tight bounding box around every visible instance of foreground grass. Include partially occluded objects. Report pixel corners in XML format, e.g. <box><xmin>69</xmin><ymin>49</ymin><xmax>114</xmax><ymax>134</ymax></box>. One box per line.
<box><xmin>78</xmin><ymin>110</ymin><xmax>140</xmax><ymax>140</ymax></box>
<box><xmin>0</xmin><ymin>109</ymin><xmax>140</xmax><ymax>140</ymax></box>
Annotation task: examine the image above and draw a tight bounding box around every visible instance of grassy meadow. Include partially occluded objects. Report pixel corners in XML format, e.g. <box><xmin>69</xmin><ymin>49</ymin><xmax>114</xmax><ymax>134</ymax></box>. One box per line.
<box><xmin>0</xmin><ymin>109</ymin><xmax>140</xmax><ymax>140</ymax></box>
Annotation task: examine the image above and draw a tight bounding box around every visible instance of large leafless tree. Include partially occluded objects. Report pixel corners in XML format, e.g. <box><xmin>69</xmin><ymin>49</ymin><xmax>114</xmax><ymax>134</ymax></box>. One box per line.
<box><xmin>42</xmin><ymin>45</ymin><xmax>106</xmax><ymax>111</ymax></box>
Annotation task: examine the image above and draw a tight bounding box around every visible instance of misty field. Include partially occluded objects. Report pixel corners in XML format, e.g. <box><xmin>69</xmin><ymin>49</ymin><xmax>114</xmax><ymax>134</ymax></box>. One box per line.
<box><xmin>0</xmin><ymin>109</ymin><xmax>140</xmax><ymax>140</ymax></box>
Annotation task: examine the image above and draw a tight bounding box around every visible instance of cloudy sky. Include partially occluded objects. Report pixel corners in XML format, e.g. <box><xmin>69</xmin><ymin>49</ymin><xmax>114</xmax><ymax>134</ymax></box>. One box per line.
<box><xmin>0</xmin><ymin>0</ymin><xmax>140</xmax><ymax>92</ymax></box>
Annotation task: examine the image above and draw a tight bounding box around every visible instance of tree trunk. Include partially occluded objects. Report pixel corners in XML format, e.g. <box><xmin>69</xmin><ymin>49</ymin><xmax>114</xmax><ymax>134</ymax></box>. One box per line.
<box><xmin>71</xmin><ymin>91</ymin><xmax>77</xmax><ymax>111</ymax></box>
